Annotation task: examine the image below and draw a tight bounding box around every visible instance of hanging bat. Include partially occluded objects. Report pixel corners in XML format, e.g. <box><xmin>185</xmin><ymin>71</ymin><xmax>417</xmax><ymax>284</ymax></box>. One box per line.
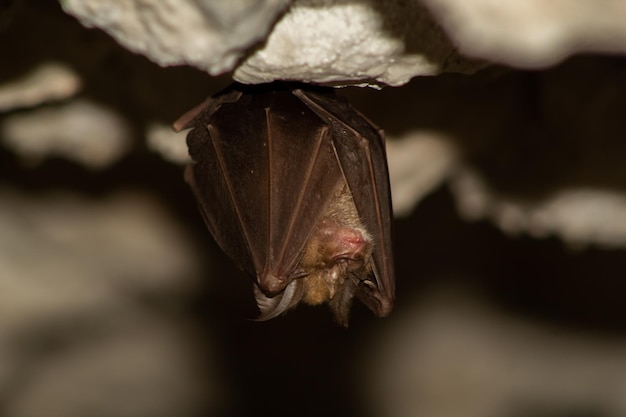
<box><xmin>173</xmin><ymin>82</ymin><xmax>394</xmax><ymax>326</ymax></box>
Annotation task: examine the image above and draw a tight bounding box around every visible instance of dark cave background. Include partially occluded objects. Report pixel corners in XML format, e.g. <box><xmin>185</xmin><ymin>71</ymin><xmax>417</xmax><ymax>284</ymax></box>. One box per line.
<box><xmin>1</xmin><ymin>2</ymin><xmax>626</xmax><ymax>417</ymax></box>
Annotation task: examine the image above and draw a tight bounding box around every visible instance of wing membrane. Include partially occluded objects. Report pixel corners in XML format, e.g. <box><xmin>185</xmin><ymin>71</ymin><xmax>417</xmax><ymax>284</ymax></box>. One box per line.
<box><xmin>294</xmin><ymin>89</ymin><xmax>395</xmax><ymax>315</ymax></box>
<box><xmin>184</xmin><ymin>85</ymin><xmax>343</xmax><ymax>294</ymax></box>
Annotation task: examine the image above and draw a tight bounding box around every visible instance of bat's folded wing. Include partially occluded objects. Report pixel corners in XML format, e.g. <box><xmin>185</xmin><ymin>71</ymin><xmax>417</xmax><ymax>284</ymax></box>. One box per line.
<box><xmin>183</xmin><ymin>85</ymin><xmax>345</xmax><ymax>295</ymax></box>
<box><xmin>294</xmin><ymin>89</ymin><xmax>395</xmax><ymax>317</ymax></box>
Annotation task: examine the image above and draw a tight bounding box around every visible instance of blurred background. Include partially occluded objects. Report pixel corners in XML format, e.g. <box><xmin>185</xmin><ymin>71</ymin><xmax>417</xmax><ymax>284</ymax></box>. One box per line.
<box><xmin>2</xmin><ymin>1</ymin><xmax>626</xmax><ymax>417</ymax></box>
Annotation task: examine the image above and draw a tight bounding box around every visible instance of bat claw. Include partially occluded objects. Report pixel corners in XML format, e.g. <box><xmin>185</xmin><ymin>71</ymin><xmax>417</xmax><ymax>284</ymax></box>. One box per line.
<box><xmin>357</xmin><ymin>279</ymin><xmax>393</xmax><ymax>317</ymax></box>
<box><xmin>361</xmin><ymin>279</ymin><xmax>376</xmax><ymax>289</ymax></box>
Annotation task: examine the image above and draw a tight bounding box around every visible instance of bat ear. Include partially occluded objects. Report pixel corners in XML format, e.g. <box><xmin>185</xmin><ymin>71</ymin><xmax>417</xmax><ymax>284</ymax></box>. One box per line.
<box><xmin>253</xmin><ymin>280</ymin><xmax>304</xmax><ymax>321</ymax></box>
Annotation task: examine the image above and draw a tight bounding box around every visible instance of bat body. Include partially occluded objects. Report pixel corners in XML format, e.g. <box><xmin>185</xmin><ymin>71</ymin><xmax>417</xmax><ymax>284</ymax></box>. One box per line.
<box><xmin>174</xmin><ymin>83</ymin><xmax>394</xmax><ymax>326</ymax></box>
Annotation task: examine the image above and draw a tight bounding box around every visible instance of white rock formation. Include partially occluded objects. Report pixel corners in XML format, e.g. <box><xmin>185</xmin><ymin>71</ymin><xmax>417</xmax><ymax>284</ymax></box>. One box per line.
<box><xmin>147</xmin><ymin>122</ymin><xmax>191</xmax><ymax>165</ymax></box>
<box><xmin>451</xmin><ymin>169</ymin><xmax>626</xmax><ymax>249</ymax></box>
<box><xmin>60</xmin><ymin>0</ymin><xmax>626</xmax><ymax>85</ymax></box>
<box><xmin>0</xmin><ymin>63</ymin><xmax>81</xmax><ymax>112</ymax></box>
<box><xmin>420</xmin><ymin>0</ymin><xmax>626</xmax><ymax>68</ymax></box>
<box><xmin>386</xmin><ymin>131</ymin><xmax>458</xmax><ymax>216</ymax></box>
<box><xmin>60</xmin><ymin>0</ymin><xmax>481</xmax><ymax>87</ymax></box>
<box><xmin>232</xmin><ymin>0</ymin><xmax>463</xmax><ymax>86</ymax></box>
<box><xmin>1</xmin><ymin>100</ymin><xmax>131</xmax><ymax>169</ymax></box>
<box><xmin>60</xmin><ymin>0</ymin><xmax>291</xmax><ymax>76</ymax></box>
<box><xmin>0</xmin><ymin>189</ymin><xmax>214</xmax><ymax>417</ymax></box>
<box><xmin>366</xmin><ymin>288</ymin><xmax>626</xmax><ymax>417</ymax></box>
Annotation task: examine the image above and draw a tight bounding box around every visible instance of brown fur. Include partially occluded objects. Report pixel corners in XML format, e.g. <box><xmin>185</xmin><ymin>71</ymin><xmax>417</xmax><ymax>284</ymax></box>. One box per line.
<box><xmin>254</xmin><ymin>182</ymin><xmax>374</xmax><ymax>325</ymax></box>
<box><xmin>301</xmin><ymin>183</ymin><xmax>373</xmax><ymax>324</ymax></box>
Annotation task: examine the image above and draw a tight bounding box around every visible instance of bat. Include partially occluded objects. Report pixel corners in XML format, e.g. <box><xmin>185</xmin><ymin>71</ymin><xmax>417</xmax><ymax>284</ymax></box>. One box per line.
<box><xmin>173</xmin><ymin>82</ymin><xmax>394</xmax><ymax>326</ymax></box>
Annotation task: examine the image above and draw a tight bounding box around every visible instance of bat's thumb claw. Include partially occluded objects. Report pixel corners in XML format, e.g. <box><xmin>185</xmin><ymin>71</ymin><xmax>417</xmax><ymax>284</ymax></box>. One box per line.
<box><xmin>357</xmin><ymin>283</ymin><xmax>394</xmax><ymax>318</ymax></box>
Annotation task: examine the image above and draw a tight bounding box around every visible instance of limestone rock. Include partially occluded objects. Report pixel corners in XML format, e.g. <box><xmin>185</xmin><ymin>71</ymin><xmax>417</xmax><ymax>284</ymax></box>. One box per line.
<box><xmin>421</xmin><ymin>0</ymin><xmax>626</xmax><ymax>68</ymax></box>
<box><xmin>1</xmin><ymin>100</ymin><xmax>131</xmax><ymax>169</ymax></box>
<box><xmin>366</xmin><ymin>288</ymin><xmax>626</xmax><ymax>417</ymax></box>
<box><xmin>0</xmin><ymin>63</ymin><xmax>81</xmax><ymax>112</ymax></box>
<box><xmin>60</xmin><ymin>0</ymin><xmax>482</xmax><ymax>87</ymax></box>
<box><xmin>60</xmin><ymin>0</ymin><xmax>291</xmax><ymax>75</ymax></box>
<box><xmin>0</xmin><ymin>189</ymin><xmax>214</xmax><ymax>417</ymax></box>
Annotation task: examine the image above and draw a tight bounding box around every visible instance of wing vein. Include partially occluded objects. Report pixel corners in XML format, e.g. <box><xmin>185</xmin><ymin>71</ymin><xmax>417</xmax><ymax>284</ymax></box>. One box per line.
<box><xmin>208</xmin><ymin>124</ymin><xmax>262</xmax><ymax>272</ymax></box>
<box><xmin>363</xmin><ymin>144</ymin><xmax>391</xmax><ymax>290</ymax></box>
<box><xmin>295</xmin><ymin>91</ymin><xmax>393</xmax><ymax>296</ymax></box>
<box><xmin>265</xmin><ymin>108</ymin><xmax>273</xmax><ymax>271</ymax></box>
<box><xmin>276</xmin><ymin>125</ymin><xmax>330</xmax><ymax>275</ymax></box>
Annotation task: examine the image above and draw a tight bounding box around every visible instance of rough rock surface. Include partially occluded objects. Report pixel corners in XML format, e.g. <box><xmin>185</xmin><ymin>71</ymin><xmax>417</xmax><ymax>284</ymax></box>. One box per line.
<box><xmin>61</xmin><ymin>0</ymin><xmax>482</xmax><ymax>87</ymax></box>
<box><xmin>232</xmin><ymin>0</ymin><xmax>470</xmax><ymax>86</ymax></box>
<box><xmin>60</xmin><ymin>0</ymin><xmax>626</xmax><ymax>85</ymax></box>
<box><xmin>60</xmin><ymin>0</ymin><xmax>291</xmax><ymax>76</ymax></box>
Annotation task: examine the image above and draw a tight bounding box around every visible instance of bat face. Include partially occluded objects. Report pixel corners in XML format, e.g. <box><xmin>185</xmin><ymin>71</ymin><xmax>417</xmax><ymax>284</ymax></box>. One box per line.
<box><xmin>174</xmin><ymin>82</ymin><xmax>394</xmax><ymax>326</ymax></box>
